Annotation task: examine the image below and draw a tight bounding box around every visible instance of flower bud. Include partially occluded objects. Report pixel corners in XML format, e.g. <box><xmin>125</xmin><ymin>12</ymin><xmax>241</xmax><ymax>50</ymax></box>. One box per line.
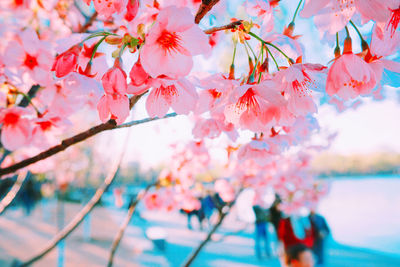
<box><xmin>51</xmin><ymin>45</ymin><xmax>82</xmax><ymax>78</ymax></box>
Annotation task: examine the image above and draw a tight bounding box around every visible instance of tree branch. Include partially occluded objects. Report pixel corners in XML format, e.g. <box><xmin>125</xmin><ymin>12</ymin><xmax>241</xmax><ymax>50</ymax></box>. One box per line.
<box><xmin>19</xmin><ymin>151</ymin><xmax>125</xmax><ymax>267</ymax></box>
<box><xmin>107</xmin><ymin>183</ymin><xmax>155</xmax><ymax>267</ymax></box>
<box><xmin>0</xmin><ymin>113</ymin><xmax>178</xmax><ymax>178</ymax></box>
<box><xmin>195</xmin><ymin>0</ymin><xmax>220</xmax><ymax>24</ymax></box>
<box><xmin>0</xmin><ymin>171</ymin><xmax>29</xmax><ymax>215</ymax></box>
<box><xmin>203</xmin><ymin>20</ymin><xmax>243</xmax><ymax>35</ymax></box>
<box><xmin>78</xmin><ymin>11</ymin><xmax>98</xmax><ymax>33</ymax></box>
<box><xmin>182</xmin><ymin>189</ymin><xmax>243</xmax><ymax>267</ymax></box>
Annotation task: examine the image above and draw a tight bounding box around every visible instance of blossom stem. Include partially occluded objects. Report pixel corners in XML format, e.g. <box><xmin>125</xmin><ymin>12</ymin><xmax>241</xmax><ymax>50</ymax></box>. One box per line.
<box><xmin>344</xmin><ymin>26</ymin><xmax>350</xmax><ymax>38</ymax></box>
<box><xmin>249</xmin><ymin>44</ymin><xmax>263</xmax><ymax>82</ymax></box>
<box><xmin>80</xmin><ymin>32</ymin><xmax>117</xmax><ymax>45</ymax></box>
<box><xmin>232</xmin><ymin>42</ymin><xmax>237</xmax><ymax>66</ymax></box>
<box><xmin>244</xmin><ymin>40</ymin><xmax>257</xmax><ymax>60</ymax></box>
<box><xmin>334</xmin><ymin>32</ymin><xmax>341</xmax><ymax>57</ymax></box>
<box><xmin>265</xmin><ymin>45</ymin><xmax>280</xmax><ymax>71</ymax></box>
<box><xmin>118</xmin><ymin>43</ymin><xmax>128</xmax><ymax>58</ymax></box>
<box><xmin>291</xmin><ymin>0</ymin><xmax>303</xmax><ymax>24</ymax></box>
<box><xmin>17</xmin><ymin>91</ymin><xmax>41</xmax><ymax>116</ymax></box>
<box><xmin>248</xmin><ymin>32</ymin><xmax>294</xmax><ymax>63</ymax></box>
<box><xmin>258</xmin><ymin>44</ymin><xmax>264</xmax><ymax>83</ymax></box>
<box><xmin>349</xmin><ymin>20</ymin><xmax>369</xmax><ymax>51</ymax></box>
<box><xmin>89</xmin><ymin>36</ymin><xmax>106</xmax><ymax>64</ymax></box>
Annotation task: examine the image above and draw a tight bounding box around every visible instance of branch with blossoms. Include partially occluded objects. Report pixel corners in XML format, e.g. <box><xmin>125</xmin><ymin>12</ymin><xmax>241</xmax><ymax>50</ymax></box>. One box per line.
<box><xmin>0</xmin><ymin>113</ymin><xmax>177</xmax><ymax>177</ymax></box>
<box><xmin>0</xmin><ymin>0</ymin><xmax>399</xmax><ymax>266</ymax></box>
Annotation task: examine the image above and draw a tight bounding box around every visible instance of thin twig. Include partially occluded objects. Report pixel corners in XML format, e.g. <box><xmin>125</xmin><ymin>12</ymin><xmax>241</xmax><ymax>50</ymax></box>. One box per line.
<box><xmin>19</xmin><ymin>148</ymin><xmax>126</xmax><ymax>266</ymax></box>
<box><xmin>203</xmin><ymin>20</ymin><xmax>243</xmax><ymax>34</ymax></box>
<box><xmin>0</xmin><ymin>113</ymin><xmax>178</xmax><ymax>178</ymax></box>
<box><xmin>0</xmin><ymin>171</ymin><xmax>29</xmax><ymax>215</ymax></box>
<box><xmin>78</xmin><ymin>12</ymin><xmax>98</xmax><ymax>33</ymax></box>
<box><xmin>195</xmin><ymin>0</ymin><xmax>220</xmax><ymax>24</ymax></box>
<box><xmin>182</xmin><ymin>189</ymin><xmax>243</xmax><ymax>267</ymax></box>
<box><xmin>107</xmin><ymin>183</ymin><xmax>156</xmax><ymax>267</ymax></box>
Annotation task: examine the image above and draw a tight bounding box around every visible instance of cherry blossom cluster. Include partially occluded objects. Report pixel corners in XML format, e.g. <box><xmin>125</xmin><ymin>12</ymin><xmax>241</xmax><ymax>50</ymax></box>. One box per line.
<box><xmin>0</xmin><ymin>0</ymin><xmax>398</xmax><ymax>209</ymax></box>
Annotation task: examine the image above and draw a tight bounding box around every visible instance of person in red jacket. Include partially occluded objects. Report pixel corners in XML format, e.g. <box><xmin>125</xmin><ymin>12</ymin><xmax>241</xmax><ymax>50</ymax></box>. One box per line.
<box><xmin>278</xmin><ymin>216</ymin><xmax>315</xmax><ymax>250</ymax></box>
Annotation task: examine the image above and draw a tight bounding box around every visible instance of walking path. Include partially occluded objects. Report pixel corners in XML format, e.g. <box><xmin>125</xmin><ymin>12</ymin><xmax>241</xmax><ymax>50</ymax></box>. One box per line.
<box><xmin>0</xmin><ymin>202</ymin><xmax>399</xmax><ymax>267</ymax></box>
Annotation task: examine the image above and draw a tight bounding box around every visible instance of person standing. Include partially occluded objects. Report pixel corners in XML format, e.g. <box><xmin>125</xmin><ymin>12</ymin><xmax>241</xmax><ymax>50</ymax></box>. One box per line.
<box><xmin>309</xmin><ymin>211</ymin><xmax>330</xmax><ymax>266</ymax></box>
<box><xmin>286</xmin><ymin>244</ymin><xmax>315</xmax><ymax>267</ymax></box>
<box><xmin>253</xmin><ymin>205</ymin><xmax>271</xmax><ymax>259</ymax></box>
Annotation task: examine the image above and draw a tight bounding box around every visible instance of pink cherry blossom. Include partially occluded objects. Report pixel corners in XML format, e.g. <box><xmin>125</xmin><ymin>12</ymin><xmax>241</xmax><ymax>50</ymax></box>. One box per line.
<box><xmin>140</xmin><ymin>6</ymin><xmax>211</xmax><ymax>78</ymax></box>
<box><xmin>97</xmin><ymin>93</ymin><xmax>129</xmax><ymax>124</ymax></box>
<box><xmin>2</xmin><ymin>29</ymin><xmax>53</xmax><ymax>86</ymax></box>
<box><xmin>129</xmin><ymin>59</ymin><xmax>149</xmax><ymax>87</ymax></box>
<box><xmin>145</xmin><ymin>77</ymin><xmax>198</xmax><ymax>118</ymax></box>
<box><xmin>0</xmin><ymin>107</ymin><xmax>32</xmax><ymax>151</ymax></box>
<box><xmin>125</xmin><ymin>0</ymin><xmax>140</xmax><ymax>21</ymax></box>
<box><xmin>326</xmin><ymin>53</ymin><xmax>377</xmax><ymax>100</ymax></box>
<box><xmin>85</xmin><ymin>0</ymin><xmax>127</xmax><ymax>18</ymax></box>
<box><xmin>224</xmin><ymin>80</ymin><xmax>283</xmax><ymax>132</ymax></box>
<box><xmin>300</xmin><ymin>0</ymin><xmax>394</xmax><ymax>36</ymax></box>
<box><xmin>52</xmin><ymin>45</ymin><xmax>82</xmax><ymax>78</ymax></box>
<box><xmin>275</xmin><ymin>63</ymin><xmax>326</xmax><ymax>116</ymax></box>
<box><xmin>245</xmin><ymin>0</ymin><xmax>274</xmax><ymax>32</ymax></box>
<box><xmin>102</xmin><ymin>65</ymin><xmax>128</xmax><ymax>95</ymax></box>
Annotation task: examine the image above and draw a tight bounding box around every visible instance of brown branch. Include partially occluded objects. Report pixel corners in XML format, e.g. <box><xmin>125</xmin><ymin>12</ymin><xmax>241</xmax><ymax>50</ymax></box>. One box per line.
<box><xmin>20</xmin><ymin>151</ymin><xmax>125</xmax><ymax>267</ymax></box>
<box><xmin>203</xmin><ymin>20</ymin><xmax>243</xmax><ymax>35</ymax></box>
<box><xmin>195</xmin><ymin>0</ymin><xmax>220</xmax><ymax>24</ymax></box>
<box><xmin>107</xmin><ymin>183</ymin><xmax>155</xmax><ymax>267</ymax></box>
<box><xmin>0</xmin><ymin>120</ymin><xmax>116</xmax><ymax>177</ymax></box>
<box><xmin>0</xmin><ymin>171</ymin><xmax>28</xmax><ymax>215</ymax></box>
<box><xmin>0</xmin><ymin>113</ymin><xmax>178</xmax><ymax>178</ymax></box>
<box><xmin>79</xmin><ymin>11</ymin><xmax>98</xmax><ymax>33</ymax></box>
<box><xmin>182</xmin><ymin>189</ymin><xmax>243</xmax><ymax>267</ymax></box>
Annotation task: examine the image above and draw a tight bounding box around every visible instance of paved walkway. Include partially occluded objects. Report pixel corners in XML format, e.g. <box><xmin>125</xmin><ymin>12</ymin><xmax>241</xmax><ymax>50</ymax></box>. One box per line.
<box><xmin>0</xmin><ymin>201</ymin><xmax>399</xmax><ymax>267</ymax></box>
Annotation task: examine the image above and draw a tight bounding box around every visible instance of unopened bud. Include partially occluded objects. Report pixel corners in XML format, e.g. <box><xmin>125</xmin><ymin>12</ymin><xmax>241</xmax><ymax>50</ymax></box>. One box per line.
<box><xmin>105</xmin><ymin>35</ymin><xmax>122</xmax><ymax>45</ymax></box>
<box><xmin>229</xmin><ymin>64</ymin><xmax>235</xmax><ymax>79</ymax></box>
<box><xmin>361</xmin><ymin>40</ymin><xmax>369</xmax><ymax>52</ymax></box>
<box><xmin>334</xmin><ymin>46</ymin><xmax>341</xmax><ymax>58</ymax></box>
<box><xmin>343</xmin><ymin>37</ymin><xmax>352</xmax><ymax>54</ymax></box>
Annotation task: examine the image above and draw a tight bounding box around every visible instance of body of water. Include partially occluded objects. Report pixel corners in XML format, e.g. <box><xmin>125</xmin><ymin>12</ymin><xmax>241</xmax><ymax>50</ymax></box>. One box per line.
<box><xmin>319</xmin><ymin>175</ymin><xmax>400</xmax><ymax>256</ymax></box>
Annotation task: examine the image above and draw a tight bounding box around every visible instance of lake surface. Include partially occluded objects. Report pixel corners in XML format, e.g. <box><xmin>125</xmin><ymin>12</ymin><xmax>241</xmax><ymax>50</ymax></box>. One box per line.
<box><xmin>319</xmin><ymin>175</ymin><xmax>400</xmax><ymax>256</ymax></box>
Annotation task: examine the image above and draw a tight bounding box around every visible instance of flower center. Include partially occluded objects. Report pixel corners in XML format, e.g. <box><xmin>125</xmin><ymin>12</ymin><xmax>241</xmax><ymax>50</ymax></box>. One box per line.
<box><xmin>332</xmin><ymin>0</ymin><xmax>355</xmax><ymax>19</ymax></box>
<box><xmin>156</xmin><ymin>30</ymin><xmax>183</xmax><ymax>54</ymax></box>
<box><xmin>208</xmin><ymin>89</ymin><xmax>221</xmax><ymax>99</ymax></box>
<box><xmin>156</xmin><ymin>85</ymin><xmax>178</xmax><ymax>102</ymax></box>
<box><xmin>3</xmin><ymin>112</ymin><xmax>20</xmax><ymax>125</ymax></box>
<box><xmin>236</xmin><ymin>88</ymin><xmax>260</xmax><ymax>113</ymax></box>
<box><xmin>343</xmin><ymin>78</ymin><xmax>364</xmax><ymax>88</ymax></box>
<box><xmin>387</xmin><ymin>7</ymin><xmax>400</xmax><ymax>38</ymax></box>
<box><xmin>14</xmin><ymin>0</ymin><xmax>23</xmax><ymax>6</ymax></box>
<box><xmin>24</xmin><ymin>53</ymin><xmax>38</xmax><ymax>70</ymax></box>
<box><xmin>292</xmin><ymin>70</ymin><xmax>313</xmax><ymax>97</ymax></box>
<box><xmin>37</xmin><ymin>121</ymin><xmax>52</xmax><ymax>131</ymax></box>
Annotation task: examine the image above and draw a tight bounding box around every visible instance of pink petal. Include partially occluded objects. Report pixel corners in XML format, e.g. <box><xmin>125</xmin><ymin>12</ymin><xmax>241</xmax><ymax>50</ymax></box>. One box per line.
<box><xmin>140</xmin><ymin>42</ymin><xmax>193</xmax><ymax>78</ymax></box>
<box><xmin>146</xmin><ymin>88</ymin><xmax>170</xmax><ymax>118</ymax></box>
<box><xmin>180</xmin><ymin>26</ymin><xmax>211</xmax><ymax>56</ymax></box>
<box><xmin>2</xmin><ymin>124</ymin><xmax>31</xmax><ymax>151</ymax></box>
<box><xmin>171</xmin><ymin>79</ymin><xmax>198</xmax><ymax>115</ymax></box>
<box><xmin>300</xmin><ymin>0</ymin><xmax>330</xmax><ymax>18</ymax></box>
<box><xmin>381</xmin><ymin>59</ymin><xmax>400</xmax><ymax>73</ymax></box>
